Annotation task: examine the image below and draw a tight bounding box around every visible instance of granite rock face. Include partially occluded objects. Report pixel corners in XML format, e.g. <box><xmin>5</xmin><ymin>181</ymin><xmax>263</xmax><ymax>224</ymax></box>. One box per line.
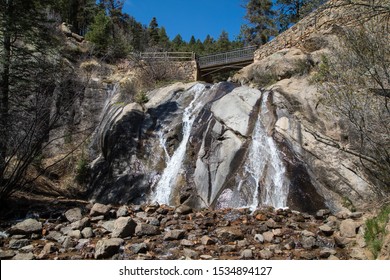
<box><xmin>88</xmin><ymin>80</ymin><xmax>328</xmax><ymax>213</ymax></box>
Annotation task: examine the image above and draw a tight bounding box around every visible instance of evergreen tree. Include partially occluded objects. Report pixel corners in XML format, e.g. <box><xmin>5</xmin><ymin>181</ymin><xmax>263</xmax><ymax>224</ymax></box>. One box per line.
<box><xmin>195</xmin><ymin>39</ymin><xmax>205</xmax><ymax>54</ymax></box>
<box><xmin>189</xmin><ymin>35</ymin><xmax>196</xmax><ymax>46</ymax></box>
<box><xmin>126</xmin><ymin>16</ymin><xmax>147</xmax><ymax>51</ymax></box>
<box><xmin>158</xmin><ymin>27</ymin><xmax>171</xmax><ymax>50</ymax></box>
<box><xmin>240</xmin><ymin>0</ymin><xmax>276</xmax><ymax>45</ymax></box>
<box><xmin>53</xmin><ymin>0</ymin><xmax>96</xmax><ymax>35</ymax></box>
<box><xmin>216</xmin><ymin>30</ymin><xmax>231</xmax><ymax>51</ymax></box>
<box><xmin>85</xmin><ymin>11</ymin><xmax>113</xmax><ymax>55</ymax></box>
<box><xmin>172</xmin><ymin>34</ymin><xmax>185</xmax><ymax>51</ymax></box>
<box><xmin>148</xmin><ymin>17</ymin><xmax>160</xmax><ymax>46</ymax></box>
<box><xmin>276</xmin><ymin>0</ymin><xmax>326</xmax><ymax>31</ymax></box>
<box><xmin>203</xmin><ymin>34</ymin><xmax>216</xmax><ymax>53</ymax></box>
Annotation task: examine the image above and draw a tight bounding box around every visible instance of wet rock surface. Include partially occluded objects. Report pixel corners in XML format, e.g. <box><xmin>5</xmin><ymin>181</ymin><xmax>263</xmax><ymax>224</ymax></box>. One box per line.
<box><xmin>0</xmin><ymin>203</ymin><xmax>375</xmax><ymax>260</ymax></box>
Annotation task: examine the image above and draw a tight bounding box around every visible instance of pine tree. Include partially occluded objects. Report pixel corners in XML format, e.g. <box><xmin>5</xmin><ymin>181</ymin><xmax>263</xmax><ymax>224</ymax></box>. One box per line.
<box><xmin>241</xmin><ymin>0</ymin><xmax>276</xmax><ymax>45</ymax></box>
<box><xmin>148</xmin><ymin>17</ymin><xmax>160</xmax><ymax>47</ymax></box>
<box><xmin>53</xmin><ymin>0</ymin><xmax>96</xmax><ymax>35</ymax></box>
<box><xmin>216</xmin><ymin>30</ymin><xmax>231</xmax><ymax>51</ymax></box>
<box><xmin>203</xmin><ymin>34</ymin><xmax>215</xmax><ymax>53</ymax></box>
<box><xmin>276</xmin><ymin>0</ymin><xmax>326</xmax><ymax>31</ymax></box>
<box><xmin>195</xmin><ymin>39</ymin><xmax>205</xmax><ymax>54</ymax></box>
<box><xmin>172</xmin><ymin>34</ymin><xmax>185</xmax><ymax>51</ymax></box>
<box><xmin>85</xmin><ymin>11</ymin><xmax>113</xmax><ymax>55</ymax></box>
<box><xmin>158</xmin><ymin>27</ymin><xmax>171</xmax><ymax>50</ymax></box>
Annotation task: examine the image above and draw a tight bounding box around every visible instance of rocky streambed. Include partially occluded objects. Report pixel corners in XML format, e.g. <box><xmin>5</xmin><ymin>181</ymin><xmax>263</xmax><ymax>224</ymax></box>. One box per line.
<box><xmin>0</xmin><ymin>202</ymin><xmax>373</xmax><ymax>260</ymax></box>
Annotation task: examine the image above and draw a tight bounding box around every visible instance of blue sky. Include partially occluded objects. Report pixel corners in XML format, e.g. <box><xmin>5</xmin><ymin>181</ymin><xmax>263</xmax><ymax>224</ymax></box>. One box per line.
<box><xmin>123</xmin><ymin>0</ymin><xmax>247</xmax><ymax>42</ymax></box>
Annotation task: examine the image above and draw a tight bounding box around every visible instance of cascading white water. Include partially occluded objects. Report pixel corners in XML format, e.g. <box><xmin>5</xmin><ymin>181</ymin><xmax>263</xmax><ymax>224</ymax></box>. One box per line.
<box><xmin>239</xmin><ymin>91</ymin><xmax>289</xmax><ymax>210</ymax></box>
<box><xmin>153</xmin><ymin>84</ymin><xmax>206</xmax><ymax>204</ymax></box>
<box><xmin>157</xmin><ymin>130</ymin><xmax>170</xmax><ymax>162</ymax></box>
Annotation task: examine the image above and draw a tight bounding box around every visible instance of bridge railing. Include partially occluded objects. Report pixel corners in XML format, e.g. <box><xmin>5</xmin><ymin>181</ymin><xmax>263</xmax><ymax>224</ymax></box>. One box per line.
<box><xmin>132</xmin><ymin>52</ymin><xmax>195</xmax><ymax>61</ymax></box>
<box><xmin>197</xmin><ymin>46</ymin><xmax>257</xmax><ymax>68</ymax></box>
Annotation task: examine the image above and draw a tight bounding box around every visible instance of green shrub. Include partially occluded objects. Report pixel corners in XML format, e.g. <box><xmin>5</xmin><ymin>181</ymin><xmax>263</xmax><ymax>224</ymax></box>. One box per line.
<box><xmin>292</xmin><ymin>58</ymin><xmax>313</xmax><ymax>76</ymax></box>
<box><xmin>364</xmin><ymin>205</ymin><xmax>390</xmax><ymax>258</ymax></box>
<box><xmin>310</xmin><ymin>54</ymin><xmax>331</xmax><ymax>84</ymax></box>
<box><xmin>75</xmin><ymin>153</ymin><xmax>89</xmax><ymax>184</ymax></box>
<box><xmin>135</xmin><ymin>92</ymin><xmax>149</xmax><ymax>105</ymax></box>
<box><xmin>252</xmin><ymin>71</ymin><xmax>278</xmax><ymax>88</ymax></box>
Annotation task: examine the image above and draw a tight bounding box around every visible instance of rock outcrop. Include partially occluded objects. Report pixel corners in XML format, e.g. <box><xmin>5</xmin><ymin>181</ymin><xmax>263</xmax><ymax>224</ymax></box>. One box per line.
<box><xmin>87</xmin><ymin>79</ymin><xmax>330</xmax><ymax>212</ymax></box>
<box><xmin>232</xmin><ymin>38</ymin><xmax>381</xmax><ymax>213</ymax></box>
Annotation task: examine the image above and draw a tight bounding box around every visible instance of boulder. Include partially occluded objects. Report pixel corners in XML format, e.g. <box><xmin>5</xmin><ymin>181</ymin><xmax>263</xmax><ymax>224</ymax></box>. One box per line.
<box><xmin>320</xmin><ymin>248</ymin><xmax>337</xmax><ymax>258</ymax></box>
<box><xmin>12</xmin><ymin>252</ymin><xmax>34</xmax><ymax>260</ymax></box>
<box><xmin>90</xmin><ymin>203</ymin><xmax>111</xmax><ymax>217</ymax></box>
<box><xmin>240</xmin><ymin>249</ymin><xmax>253</xmax><ymax>259</ymax></box>
<box><xmin>10</xmin><ymin>219</ymin><xmax>42</xmax><ymax>235</ymax></box>
<box><xmin>163</xmin><ymin>230</ymin><xmax>186</xmax><ymax>241</ymax></box>
<box><xmin>262</xmin><ymin>231</ymin><xmax>274</xmax><ymax>243</ymax></box>
<box><xmin>37</xmin><ymin>242</ymin><xmax>55</xmax><ymax>259</ymax></box>
<box><xmin>116</xmin><ymin>206</ymin><xmax>129</xmax><ymax>218</ymax></box>
<box><xmin>8</xmin><ymin>239</ymin><xmax>30</xmax><ymax>250</ymax></box>
<box><xmin>266</xmin><ymin>218</ymin><xmax>280</xmax><ymax>229</ymax></box>
<box><xmin>129</xmin><ymin>243</ymin><xmax>148</xmax><ymax>254</ymax></box>
<box><xmin>101</xmin><ymin>220</ymin><xmax>115</xmax><ymax>233</ymax></box>
<box><xmin>215</xmin><ymin>227</ymin><xmax>244</xmax><ymax>242</ymax></box>
<box><xmin>254</xmin><ymin>234</ymin><xmax>264</xmax><ymax>243</ymax></box>
<box><xmin>301</xmin><ymin>230</ymin><xmax>316</xmax><ymax>237</ymax></box>
<box><xmin>112</xmin><ymin>217</ymin><xmax>137</xmax><ymax>238</ymax></box>
<box><xmin>0</xmin><ymin>249</ymin><xmax>16</xmax><ymax>259</ymax></box>
<box><xmin>81</xmin><ymin>227</ymin><xmax>94</xmax><ymax>239</ymax></box>
<box><xmin>200</xmin><ymin>235</ymin><xmax>215</xmax><ymax>245</ymax></box>
<box><xmin>232</xmin><ymin>48</ymin><xmax>312</xmax><ymax>85</ymax></box>
<box><xmin>135</xmin><ymin>224</ymin><xmax>160</xmax><ymax>236</ymax></box>
<box><xmin>259</xmin><ymin>249</ymin><xmax>273</xmax><ymax>260</ymax></box>
<box><xmin>175</xmin><ymin>205</ymin><xmax>192</xmax><ymax>215</ymax></box>
<box><xmin>94</xmin><ymin>238</ymin><xmax>124</xmax><ymax>259</ymax></box>
<box><xmin>67</xmin><ymin>230</ymin><xmax>82</xmax><ymax>239</ymax></box>
<box><xmin>70</xmin><ymin>217</ymin><xmax>90</xmax><ymax>230</ymax></box>
<box><xmin>340</xmin><ymin>219</ymin><xmax>357</xmax><ymax>238</ymax></box>
<box><xmin>20</xmin><ymin>245</ymin><xmax>34</xmax><ymax>253</ymax></box>
<box><xmin>301</xmin><ymin>236</ymin><xmax>317</xmax><ymax>249</ymax></box>
<box><xmin>319</xmin><ymin>224</ymin><xmax>334</xmax><ymax>236</ymax></box>
<box><xmin>183</xmin><ymin>248</ymin><xmax>198</xmax><ymax>259</ymax></box>
<box><xmin>200</xmin><ymin>255</ymin><xmax>213</xmax><ymax>260</ymax></box>
<box><xmin>75</xmin><ymin>239</ymin><xmax>90</xmax><ymax>250</ymax></box>
<box><xmin>62</xmin><ymin>236</ymin><xmax>76</xmax><ymax>249</ymax></box>
<box><xmin>316</xmin><ymin>209</ymin><xmax>331</xmax><ymax>219</ymax></box>
<box><xmin>64</xmin><ymin>208</ymin><xmax>83</xmax><ymax>223</ymax></box>
<box><xmin>180</xmin><ymin>239</ymin><xmax>195</xmax><ymax>247</ymax></box>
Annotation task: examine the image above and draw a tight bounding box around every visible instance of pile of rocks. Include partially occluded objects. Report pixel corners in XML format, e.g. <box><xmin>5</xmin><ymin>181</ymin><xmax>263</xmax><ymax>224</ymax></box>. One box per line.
<box><xmin>0</xmin><ymin>202</ymin><xmax>372</xmax><ymax>260</ymax></box>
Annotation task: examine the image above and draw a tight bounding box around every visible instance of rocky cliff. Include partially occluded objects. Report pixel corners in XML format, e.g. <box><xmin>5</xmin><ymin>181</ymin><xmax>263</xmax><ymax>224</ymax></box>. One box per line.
<box><xmin>82</xmin><ymin>3</ymin><xmax>388</xmax><ymax>215</ymax></box>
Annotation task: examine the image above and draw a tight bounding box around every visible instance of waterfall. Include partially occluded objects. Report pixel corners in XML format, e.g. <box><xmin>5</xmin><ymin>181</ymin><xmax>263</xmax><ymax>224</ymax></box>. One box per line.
<box><xmin>239</xmin><ymin>91</ymin><xmax>289</xmax><ymax>210</ymax></box>
<box><xmin>153</xmin><ymin>84</ymin><xmax>206</xmax><ymax>204</ymax></box>
<box><xmin>157</xmin><ymin>130</ymin><xmax>170</xmax><ymax>162</ymax></box>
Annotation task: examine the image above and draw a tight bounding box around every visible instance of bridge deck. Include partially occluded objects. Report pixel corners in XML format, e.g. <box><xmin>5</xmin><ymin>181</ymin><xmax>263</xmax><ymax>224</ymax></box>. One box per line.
<box><xmin>132</xmin><ymin>46</ymin><xmax>257</xmax><ymax>79</ymax></box>
<box><xmin>197</xmin><ymin>46</ymin><xmax>256</xmax><ymax>70</ymax></box>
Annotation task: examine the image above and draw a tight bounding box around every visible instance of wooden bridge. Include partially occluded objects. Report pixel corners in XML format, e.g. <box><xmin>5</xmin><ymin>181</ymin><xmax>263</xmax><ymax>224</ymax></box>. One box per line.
<box><xmin>134</xmin><ymin>46</ymin><xmax>257</xmax><ymax>80</ymax></box>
